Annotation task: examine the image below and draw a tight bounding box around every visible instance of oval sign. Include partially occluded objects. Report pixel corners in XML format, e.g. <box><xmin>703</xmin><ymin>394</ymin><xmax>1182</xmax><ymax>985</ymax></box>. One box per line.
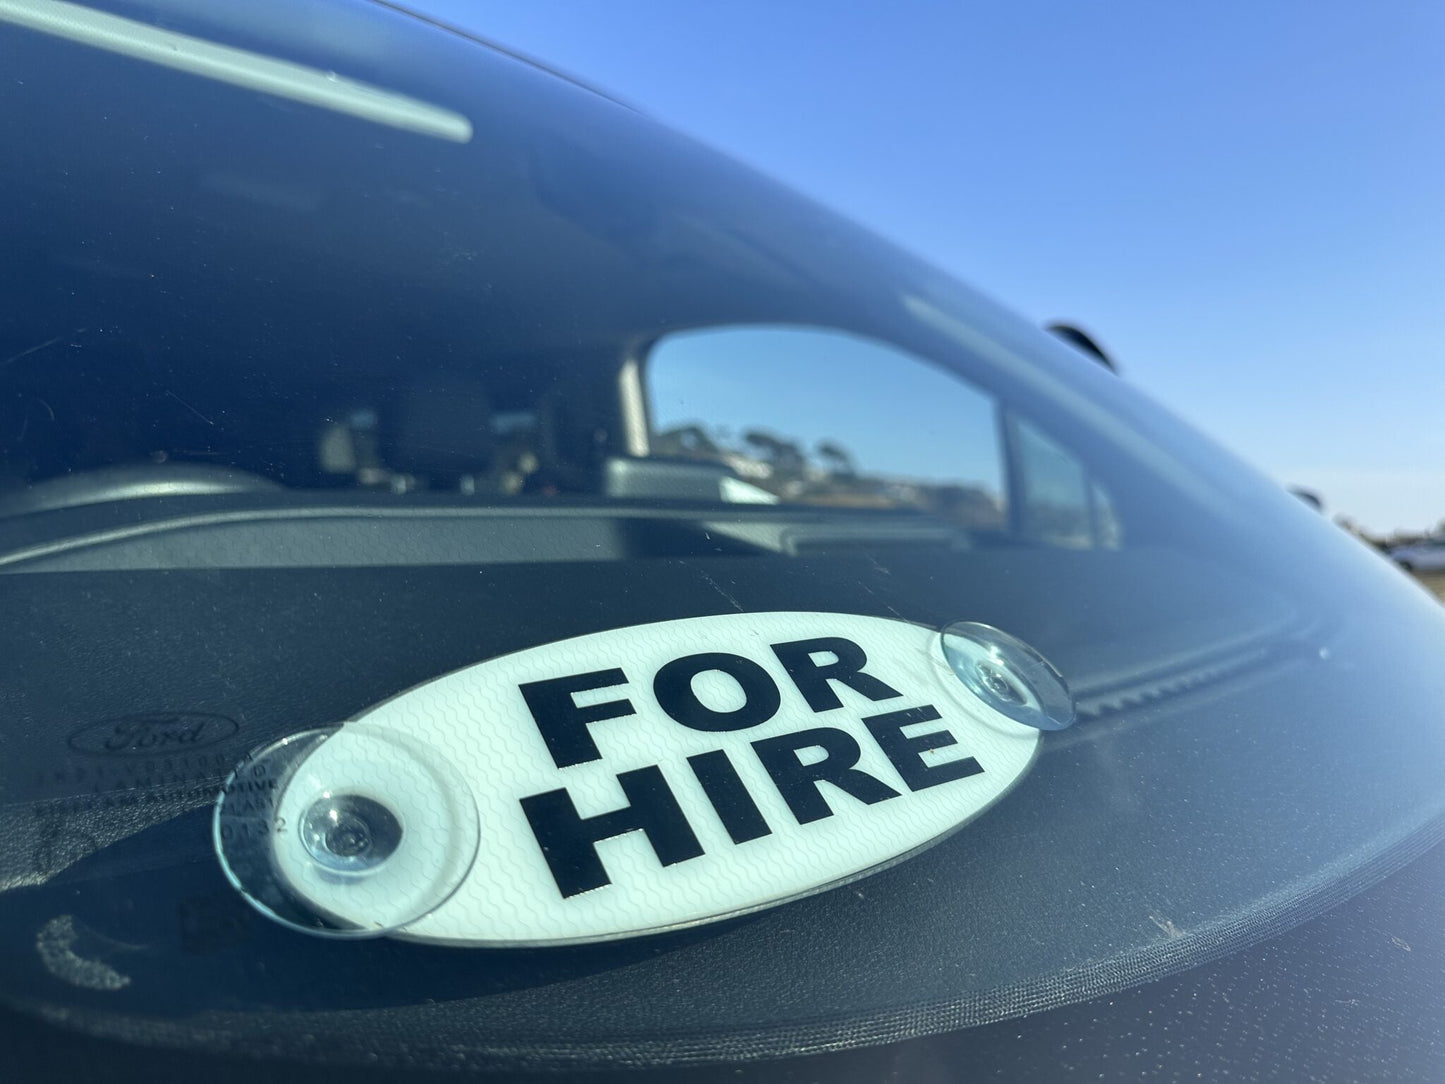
<box><xmin>224</xmin><ymin>613</ymin><xmax>1040</xmax><ymax>945</ymax></box>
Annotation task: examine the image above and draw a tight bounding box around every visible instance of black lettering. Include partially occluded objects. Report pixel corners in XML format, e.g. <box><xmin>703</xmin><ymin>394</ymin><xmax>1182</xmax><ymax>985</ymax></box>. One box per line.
<box><xmin>687</xmin><ymin>750</ymin><xmax>771</xmax><ymax>844</ymax></box>
<box><xmin>519</xmin><ymin>765</ymin><xmax>704</xmax><ymax>898</ymax></box>
<box><xmin>863</xmin><ymin>705</ymin><xmax>983</xmax><ymax>791</ymax></box>
<box><xmin>519</xmin><ymin>669</ymin><xmax>635</xmax><ymax>768</ymax></box>
<box><xmin>654</xmin><ymin>653</ymin><xmax>781</xmax><ymax>732</ymax></box>
<box><xmin>752</xmin><ymin>727</ymin><xmax>900</xmax><ymax>824</ymax></box>
<box><xmin>771</xmin><ymin>637</ymin><xmax>902</xmax><ymax>713</ymax></box>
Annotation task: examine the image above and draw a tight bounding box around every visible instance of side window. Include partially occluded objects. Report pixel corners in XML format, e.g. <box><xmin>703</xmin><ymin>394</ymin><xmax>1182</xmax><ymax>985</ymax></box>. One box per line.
<box><xmin>645</xmin><ymin>326</ymin><xmax>1006</xmax><ymax>529</ymax></box>
<box><xmin>1011</xmin><ymin>416</ymin><xmax>1122</xmax><ymax>549</ymax></box>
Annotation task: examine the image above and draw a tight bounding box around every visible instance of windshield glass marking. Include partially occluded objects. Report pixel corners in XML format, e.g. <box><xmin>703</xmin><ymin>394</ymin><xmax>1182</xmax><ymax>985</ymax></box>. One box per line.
<box><xmin>0</xmin><ymin>0</ymin><xmax>474</xmax><ymax>142</ymax></box>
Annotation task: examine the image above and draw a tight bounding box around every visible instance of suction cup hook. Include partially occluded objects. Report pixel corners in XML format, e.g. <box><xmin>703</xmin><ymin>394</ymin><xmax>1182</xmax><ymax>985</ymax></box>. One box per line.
<box><xmin>214</xmin><ymin>726</ymin><xmax>480</xmax><ymax>938</ymax></box>
<box><xmin>939</xmin><ymin>621</ymin><xmax>1076</xmax><ymax>731</ymax></box>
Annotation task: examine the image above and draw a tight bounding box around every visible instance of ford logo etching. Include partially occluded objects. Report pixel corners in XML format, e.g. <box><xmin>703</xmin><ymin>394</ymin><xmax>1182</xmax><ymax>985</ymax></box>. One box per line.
<box><xmin>70</xmin><ymin>713</ymin><xmax>241</xmax><ymax>757</ymax></box>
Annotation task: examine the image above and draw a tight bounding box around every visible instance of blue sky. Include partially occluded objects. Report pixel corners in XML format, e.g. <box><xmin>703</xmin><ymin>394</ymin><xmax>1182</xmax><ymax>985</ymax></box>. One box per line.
<box><xmin>412</xmin><ymin>1</ymin><xmax>1444</xmax><ymax>535</ymax></box>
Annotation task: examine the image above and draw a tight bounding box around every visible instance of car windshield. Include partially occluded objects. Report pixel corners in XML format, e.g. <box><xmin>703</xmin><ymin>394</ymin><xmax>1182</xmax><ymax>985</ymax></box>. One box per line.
<box><xmin>2</xmin><ymin>1</ymin><xmax>1444</xmax><ymax>1079</ymax></box>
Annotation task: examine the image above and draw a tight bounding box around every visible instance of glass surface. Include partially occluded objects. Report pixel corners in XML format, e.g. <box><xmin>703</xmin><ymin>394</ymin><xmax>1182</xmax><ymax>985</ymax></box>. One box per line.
<box><xmin>1014</xmin><ymin>416</ymin><xmax>1091</xmax><ymax>545</ymax></box>
<box><xmin>647</xmin><ymin>325</ymin><xmax>1006</xmax><ymax>525</ymax></box>
<box><xmin>0</xmin><ymin>0</ymin><xmax>1443</xmax><ymax>1075</ymax></box>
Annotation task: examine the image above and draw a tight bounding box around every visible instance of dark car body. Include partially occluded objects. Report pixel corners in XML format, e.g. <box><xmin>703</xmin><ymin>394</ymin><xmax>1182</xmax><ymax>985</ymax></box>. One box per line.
<box><xmin>0</xmin><ymin>1</ymin><xmax>1442</xmax><ymax>1079</ymax></box>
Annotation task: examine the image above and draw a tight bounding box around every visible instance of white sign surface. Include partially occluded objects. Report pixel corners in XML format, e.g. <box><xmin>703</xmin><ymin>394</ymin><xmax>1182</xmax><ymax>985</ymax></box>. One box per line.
<box><xmin>267</xmin><ymin>612</ymin><xmax>1040</xmax><ymax>945</ymax></box>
